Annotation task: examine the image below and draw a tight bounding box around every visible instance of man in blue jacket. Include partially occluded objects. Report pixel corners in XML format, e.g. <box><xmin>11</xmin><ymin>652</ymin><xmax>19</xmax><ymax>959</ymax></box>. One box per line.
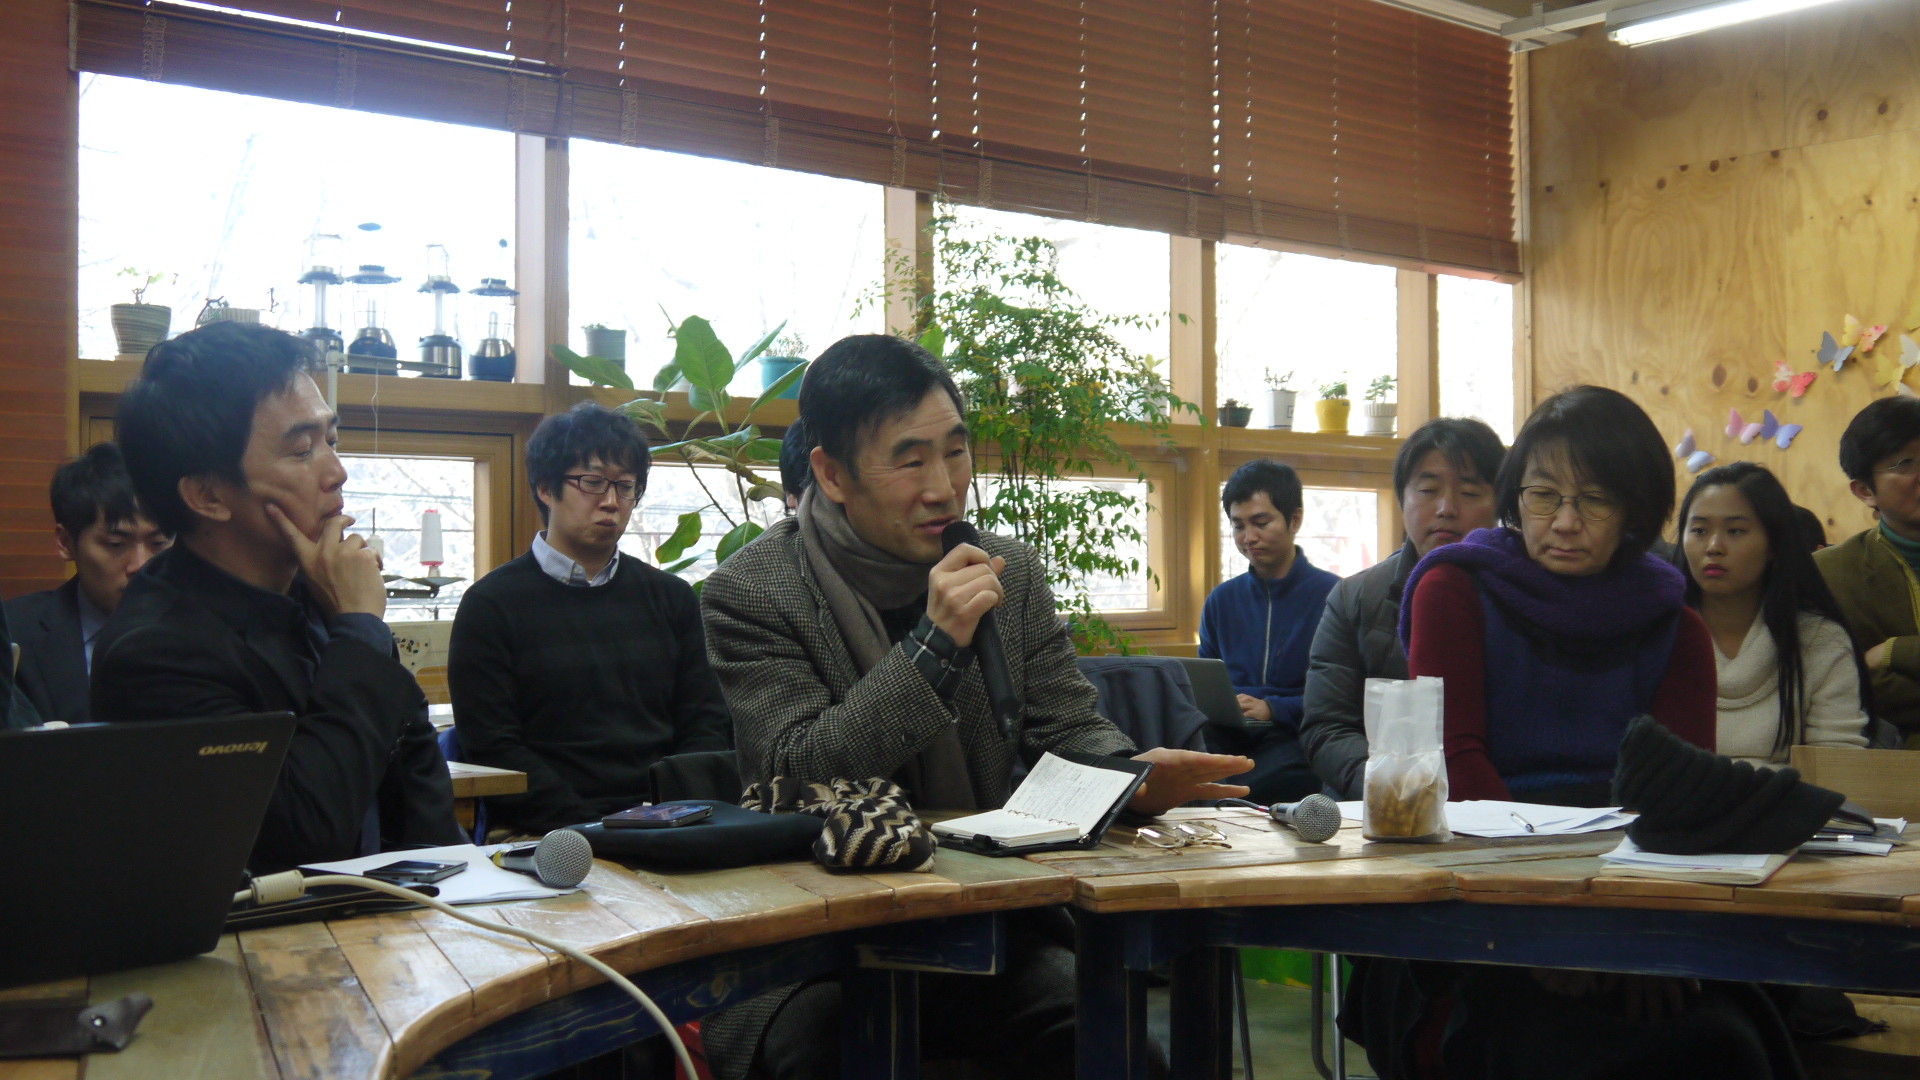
<box><xmin>1200</xmin><ymin>459</ymin><xmax>1341</xmax><ymax>803</ymax></box>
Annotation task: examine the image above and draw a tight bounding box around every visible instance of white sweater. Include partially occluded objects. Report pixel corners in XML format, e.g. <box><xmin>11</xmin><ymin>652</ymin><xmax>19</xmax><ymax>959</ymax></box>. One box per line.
<box><xmin>1714</xmin><ymin>611</ymin><xmax>1869</xmax><ymax>766</ymax></box>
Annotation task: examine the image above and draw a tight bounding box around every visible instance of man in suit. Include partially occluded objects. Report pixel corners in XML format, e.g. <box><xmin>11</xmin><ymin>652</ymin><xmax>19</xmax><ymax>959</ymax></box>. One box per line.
<box><xmin>6</xmin><ymin>443</ymin><xmax>173</xmax><ymax>724</ymax></box>
<box><xmin>92</xmin><ymin>322</ymin><xmax>462</xmax><ymax>872</ymax></box>
<box><xmin>699</xmin><ymin>334</ymin><xmax>1250</xmax><ymax>1080</ymax></box>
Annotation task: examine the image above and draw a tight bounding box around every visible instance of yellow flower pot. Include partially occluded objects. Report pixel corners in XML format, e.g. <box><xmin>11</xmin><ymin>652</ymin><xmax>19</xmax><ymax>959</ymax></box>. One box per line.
<box><xmin>1314</xmin><ymin>398</ymin><xmax>1351</xmax><ymax>434</ymax></box>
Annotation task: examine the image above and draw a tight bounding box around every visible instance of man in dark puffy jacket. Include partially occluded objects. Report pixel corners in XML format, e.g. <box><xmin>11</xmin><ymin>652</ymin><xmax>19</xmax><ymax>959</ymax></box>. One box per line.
<box><xmin>1300</xmin><ymin>418</ymin><xmax>1506</xmax><ymax>797</ymax></box>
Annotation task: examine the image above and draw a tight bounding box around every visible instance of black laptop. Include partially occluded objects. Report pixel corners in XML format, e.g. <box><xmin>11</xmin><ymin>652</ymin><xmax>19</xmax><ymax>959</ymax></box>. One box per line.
<box><xmin>0</xmin><ymin>713</ymin><xmax>293</xmax><ymax>987</ymax></box>
<box><xmin>1175</xmin><ymin>657</ymin><xmax>1274</xmax><ymax>733</ymax></box>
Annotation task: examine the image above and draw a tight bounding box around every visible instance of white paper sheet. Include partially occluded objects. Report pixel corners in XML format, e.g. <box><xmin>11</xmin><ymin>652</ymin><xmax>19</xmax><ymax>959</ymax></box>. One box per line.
<box><xmin>1334</xmin><ymin>800</ymin><xmax>1635</xmax><ymax>838</ymax></box>
<box><xmin>1599</xmin><ymin>837</ymin><xmax>1775</xmax><ymax>870</ymax></box>
<box><xmin>301</xmin><ymin>843</ymin><xmax>572</xmax><ymax>904</ymax></box>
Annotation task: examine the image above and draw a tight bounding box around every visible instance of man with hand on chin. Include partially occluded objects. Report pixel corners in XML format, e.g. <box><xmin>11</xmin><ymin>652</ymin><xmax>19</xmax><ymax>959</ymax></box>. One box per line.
<box><xmin>700</xmin><ymin>334</ymin><xmax>1249</xmax><ymax>1080</ymax></box>
<box><xmin>92</xmin><ymin>322</ymin><xmax>461</xmax><ymax>873</ymax></box>
<box><xmin>1199</xmin><ymin>459</ymin><xmax>1341</xmax><ymax>804</ymax></box>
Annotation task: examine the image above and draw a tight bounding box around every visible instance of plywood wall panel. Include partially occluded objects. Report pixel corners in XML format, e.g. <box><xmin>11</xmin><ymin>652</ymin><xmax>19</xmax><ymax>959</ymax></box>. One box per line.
<box><xmin>1528</xmin><ymin>11</ymin><xmax>1920</xmax><ymax>547</ymax></box>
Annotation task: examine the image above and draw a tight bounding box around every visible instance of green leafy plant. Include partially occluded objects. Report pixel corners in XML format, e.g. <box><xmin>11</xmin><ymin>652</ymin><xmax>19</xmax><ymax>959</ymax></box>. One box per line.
<box><xmin>1319</xmin><ymin>380</ymin><xmax>1349</xmax><ymax>400</ymax></box>
<box><xmin>898</xmin><ymin>204</ymin><xmax>1199</xmax><ymax>654</ymax></box>
<box><xmin>119</xmin><ymin>267</ymin><xmax>170</xmax><ymax>305</ymax></box>
<box><xmin>583</xmin><ymin>322</ymin><xmax>612</xmax><ymax>331</ymax></box>
<box><xmin>1366</xmin><ymin>374</ymin><xmax>1396</xmax><ymax>402</ymax></box>
<box><xmin>770</xmin><ymin>332</ymin><xmax>808</xmax><ymax>358</ymax></box>
<box><xmin>551</xmin><ymin>317</ymin><xmax>801</xmax><ymax>590</ymax></box>
<box><xmin>1264</xmin><ymin>369</ymin><xmax>1295</xmax><ymax>390</ymax></box>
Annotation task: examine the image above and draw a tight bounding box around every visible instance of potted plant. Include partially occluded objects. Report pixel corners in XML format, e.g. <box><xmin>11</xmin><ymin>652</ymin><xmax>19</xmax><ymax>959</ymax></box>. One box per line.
<box><xmin>1315</xmin><ymin>380</ymin><xmax>1351</xmax><ymax>434</ymax></box>
<box><xmin>759</xmin><ymin>332</ymin><xmax>808</xmax><ymax>399</ymax></box>
<box><xmin>1362</xmin><ymin>374</ymin><xmax>1398</xmax><ymax>436</ymax></box>
<box><xmin>583</xmin><ymin>323</ymin><xmax>626</xmax><ymax>368</ymax></box>
<box><xmin>1266</xmin><ymin>369</ymin><xmax>1297</xmax><ymax>430</ymax></box>
<box><xmin>110</xmin><ymin>268</ymin><xmax>172</xmax><ymax>359</ymax></box>
<box><xmin>1217</xmin><ymin>398</ymin><xmax>1253</xmax><ymax>427</ymax></box>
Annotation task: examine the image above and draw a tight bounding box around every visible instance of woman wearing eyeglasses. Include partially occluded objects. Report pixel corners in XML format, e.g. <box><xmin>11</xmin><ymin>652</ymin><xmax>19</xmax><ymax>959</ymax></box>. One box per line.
<box><xmin>1343</xmin><ymin>388</ymin><xmax>1798</xmax><ymax>1080</ymax></box>
<box><xmin>1398</xmin><ymin>384</ymin><xmax>1714</xmax><ymax>805</ymax></box>
<box><xmin>1677</xmin><ymin>462</ymin><xmax>1868</xmax><ymax>766</ymax></box>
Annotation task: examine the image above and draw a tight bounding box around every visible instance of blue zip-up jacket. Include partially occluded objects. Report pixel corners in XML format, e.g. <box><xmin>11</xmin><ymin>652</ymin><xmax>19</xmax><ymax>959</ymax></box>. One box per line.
<box><xmin>1198</xmin><ymin>550</ymin><xmax>1341</xmax><ymax>731</ymax></box>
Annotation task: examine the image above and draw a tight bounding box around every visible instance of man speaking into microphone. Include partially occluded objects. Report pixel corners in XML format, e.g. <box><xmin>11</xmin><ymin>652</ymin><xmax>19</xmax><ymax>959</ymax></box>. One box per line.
<box><xmin>699</xmin><ymin>334</ymin><xmax>1250</xmax><ymax>1080</ymax></box>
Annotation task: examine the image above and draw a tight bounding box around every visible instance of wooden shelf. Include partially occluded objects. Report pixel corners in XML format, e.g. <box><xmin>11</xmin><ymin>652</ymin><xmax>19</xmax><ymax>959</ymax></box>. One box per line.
<box><xmin>79</xmin><ymin>358</ymin><xmax>550</xmax><ymax>417</ymax></box>
<box><xmin>1217</xmin><ymin>425</ymin><xmax>1400</xmax><ymax>465</ymax></box>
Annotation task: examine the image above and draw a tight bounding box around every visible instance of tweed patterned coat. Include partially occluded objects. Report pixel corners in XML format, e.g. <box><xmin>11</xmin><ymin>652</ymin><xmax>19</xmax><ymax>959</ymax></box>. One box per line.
<box><xmin>696</xmin><ymin>516</ymin><xmax>1134</xmax><ymax>1078</ymax></box>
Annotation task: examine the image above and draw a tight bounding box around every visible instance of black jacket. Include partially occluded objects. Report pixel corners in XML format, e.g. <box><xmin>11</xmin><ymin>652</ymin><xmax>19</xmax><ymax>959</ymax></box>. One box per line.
<box><xmin>91</xmin><ymin>544</ymin><xmax>462</xmax><ymax>872</ymax></box>
<box><xmin>1300</xmin><ymin>542</ymin><xmax>1415</xmax><ymax>799</ymax></box>
<box><xmin>5</xmin><ymin>578</ymin><xmax>90</xmax><ymax>724</ymax></box>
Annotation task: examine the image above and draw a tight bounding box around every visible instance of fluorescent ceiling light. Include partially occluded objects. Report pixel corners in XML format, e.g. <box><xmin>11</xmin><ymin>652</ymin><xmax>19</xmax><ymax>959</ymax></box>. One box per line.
<box><xmin>1607</xmin><ymin>0</ymin><xmax>1850</xmax><ymax>46</ymax></box>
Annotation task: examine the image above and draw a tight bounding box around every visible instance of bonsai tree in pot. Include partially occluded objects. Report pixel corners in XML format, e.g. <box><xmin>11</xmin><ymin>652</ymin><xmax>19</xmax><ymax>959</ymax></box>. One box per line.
<box><xmin>1265</xmin><ymin>369</ymin><xmax>1297</xmax><ymax>430</ymax></box>
<box><xmin>111</xmin><ymin>268</ymin><xmax>173</xmax><ymax>359</ymax></box>
<box><xmin>1362</xmin><ymin>374</ymin><xmax>1398</xmax><ymax>436</ymax></box>
<box><xmin>1315</xmin><ymin>380</ymin><xmax>1351</xmax><ymax>434</ymax></box>
<box><xmin>1217</xmin><ymin>398</ymin><xmax>1253</xmax><ymax>427</ymax></box>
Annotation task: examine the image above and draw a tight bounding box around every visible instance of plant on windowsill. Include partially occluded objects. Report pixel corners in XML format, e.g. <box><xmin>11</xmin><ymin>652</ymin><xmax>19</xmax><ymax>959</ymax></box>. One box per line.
<box><xmin>552</xmin><ymin>317</ymin><xmax>800</xmax><ymax>592</ymax></box>
<box><xmin>582</xmin><ymin>323</ymin><xmax>627</xmax><ymax>366</ymax></box>
<box><xmin>1362</xmin><ymin>374</ymin><xmax>1397</xmax><ymax>437</ymax></box>
<box><xmin>1315</xmin><ymin>380</ymin><xmax>1351</xmax><ymax>435</ymax></box>
<box><xmin>111</xmin><ymin>268</ymin><xmax>174</xmax><ymax>360</ymax></box>
<box><xmin>759</xmin><ymin>332</ymin><xmax>809</xmax><ymax>400</ymax></box>
<box><xmin>1218</xmin><ymin>398</ymin><xmax>1253</xmax><ymax>428</ymax></box>
<box><xmin>889</xmin><ymin>201</ymin><xmax>1201</xmax><ymax>654</ymax></box>
<box><xmin>1265</xmin><ymin>369</ymin><xmax>1297</xmax><ymax>430</ymax></box>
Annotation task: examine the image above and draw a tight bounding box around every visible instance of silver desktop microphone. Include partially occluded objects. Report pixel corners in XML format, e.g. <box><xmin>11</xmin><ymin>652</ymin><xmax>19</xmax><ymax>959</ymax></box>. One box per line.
<box><xmin>491</xmin><ymin>828</ymin><xmax>594</xmax><ymax>888</ymax></box>
<box><xmin>1269</xmin><ymin>794</ymin><xmax>1342</xmax><ymax>843</ymax></box>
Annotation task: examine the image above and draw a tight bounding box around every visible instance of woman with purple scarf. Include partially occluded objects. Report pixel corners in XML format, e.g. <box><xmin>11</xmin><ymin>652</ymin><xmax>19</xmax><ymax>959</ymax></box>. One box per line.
<box><xmin>1343</xmin><ymin>387</ymin><xmax>1802</xmax><ymax>1080</ymax></box>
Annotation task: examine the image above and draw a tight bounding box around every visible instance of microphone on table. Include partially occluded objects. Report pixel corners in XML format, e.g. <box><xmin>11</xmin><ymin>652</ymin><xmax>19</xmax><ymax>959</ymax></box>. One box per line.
<box><xmin>491</xmin><ymin>829</ymin><xmax>594</xmax><ymax>888</ymax></box>
<box><xmin>939</xmin><ymin>520</ymin><xmax>1023</xmax><ymax>740</ymax></box>
<box><xmin>1269</xmin><ymin>794</ymin><xmax>1342</xmax><ymax>844</ymax></box>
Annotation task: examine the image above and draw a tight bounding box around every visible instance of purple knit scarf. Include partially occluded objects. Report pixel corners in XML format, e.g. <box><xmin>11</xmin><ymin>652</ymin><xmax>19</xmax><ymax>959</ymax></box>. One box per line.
<box><xmin>1396</xmin><ymin>527</ymin><xmax>1685</xmax><ymax>650</ymax></box>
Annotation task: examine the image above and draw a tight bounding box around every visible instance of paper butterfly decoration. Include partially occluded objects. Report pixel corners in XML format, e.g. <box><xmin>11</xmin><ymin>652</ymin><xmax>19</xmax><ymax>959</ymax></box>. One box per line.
<box><xmin>1772</xmin><ymin>359</ymin><xmax>1817</xmax><ymax>397</ymax></box>
<box><xmin>1728</xmin><ymin>408</ymin><xmax>1781</xmax><ymax>445</ymax></box>
<box><xmin>1819</xmin><ymin>331</ymin><xmax>1855</xmax><ymax>372</ymax></box>
<box><xmin>1674</xmin><ymin>429</ymin><xmax>1715</xmax><ymax>473</ymax></box>
<box><xmin>1859</xmin><ymin>324</ymin><xmax>1889</xmax><ymax>355</ymax></box>
<box><xmin>1775</xmin><ymin>420</ymin><xmax>1804</xmax><ymax>450</ymax></box>
<box><xmin>1842</xmin><ymin>314</ymin><xmax>1863</xmax><ymax>347</ymax></box>
<box><xmin>1873</xmin><ymin>334</ymin><xmax>1920</xmax><ymax>388</ymax></box>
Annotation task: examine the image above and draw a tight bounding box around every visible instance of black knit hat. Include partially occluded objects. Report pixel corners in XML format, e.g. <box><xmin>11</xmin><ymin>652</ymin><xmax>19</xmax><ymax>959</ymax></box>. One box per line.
<box><xmin>1612</xmin><ymin>715</ymin><xmax>1844</xmax><ymax>855</ymax></box>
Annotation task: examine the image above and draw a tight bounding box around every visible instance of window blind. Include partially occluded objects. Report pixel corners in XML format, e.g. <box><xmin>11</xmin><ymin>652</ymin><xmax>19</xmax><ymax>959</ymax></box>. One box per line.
<box><xmin>73</xmin><ymin>0</ymin><xmax>1516</xmax><ymax>274</ymax></box>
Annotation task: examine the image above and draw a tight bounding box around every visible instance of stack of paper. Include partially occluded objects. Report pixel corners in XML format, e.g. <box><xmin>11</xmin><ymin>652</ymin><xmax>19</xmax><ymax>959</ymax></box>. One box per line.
<box><xmin>1334</xmin><ymin>800</ymin><xmax>1635</xmax><ymax>838</ymax></box>
<box><xmin>301</xmin><ymin>843</ymin><xmax>575</xmax><ymax>904</ymax></box>
<box><xmin>1804</xmin><ymin>816</ymin><xmax>1907</xmax><ymax>857</ymax></box>
<box><xmin>1598</xmin><ymin>837</ymin><xmax>1789</xmax><ymax>885</ymax></box>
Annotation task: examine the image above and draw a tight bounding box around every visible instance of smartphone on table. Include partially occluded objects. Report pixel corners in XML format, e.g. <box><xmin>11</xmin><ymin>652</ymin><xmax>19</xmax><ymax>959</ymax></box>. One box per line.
<box><xmin>602</xmin><ymin>804</ymin><xmax>714</xmax><ymax>829</ymax></box>
<box><xmin>363</xmin><ymin>858</ymin><xmax>467</xmax><ymax>885</ymax></box>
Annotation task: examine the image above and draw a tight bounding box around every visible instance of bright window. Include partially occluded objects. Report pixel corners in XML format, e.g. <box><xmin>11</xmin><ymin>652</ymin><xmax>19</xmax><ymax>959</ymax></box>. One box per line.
<box><xmin>618</xmin><ymin>464</ymin><xmax>786</xmax><ymax>585</ymax></box>
<box><xmin>568</xmin><ymin>141</ymin><xmax>885</xmax><ymax>391</ymax></box>
<box><xmin>1438</xmin><ymin>275</ymin><xmax>1518</xmax><ymax>443</ymax></box>
<box><xmin>1219</xmin><ymin>485</ymin><xmax>1380</xmax><ymax>582</ymax></box>
<box><xmin>973</xmin><ymin>475</ymin><xmax>1155</xmax><ymax>613</ymax></box>
<box><xmin>78</xmin><ymin>75</ymin><xmax>515</xmax><ymax>364</ymax></box>
<box><xmin>342</xmin><ymin>456</ymin><xmax>476</xmax><ymax>621</ymax></box>
<box><xmin>941</xmin><ymin>206</ymin><xmax>1171</xmax><ymax>366</ymax></box>
<box><xmin>1215</xmin><ymin>245</ymin><xmax>1397</xmax><ymax>430</ymax></box>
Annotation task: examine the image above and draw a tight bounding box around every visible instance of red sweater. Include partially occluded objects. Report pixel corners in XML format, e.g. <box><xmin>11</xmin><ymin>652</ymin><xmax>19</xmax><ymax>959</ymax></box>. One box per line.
<box><xmin>1405</xmin><ymin>563</ymin><xmax>1716</xmax><ymax>801</ymax></box>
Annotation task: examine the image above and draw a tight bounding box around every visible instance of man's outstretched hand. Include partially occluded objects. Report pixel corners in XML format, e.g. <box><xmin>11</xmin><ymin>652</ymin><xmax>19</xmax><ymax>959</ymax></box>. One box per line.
<box><xmin>1126</xmin><ymin>747</ymin><xmax>1254</xmax><ymax>816</ymax></box>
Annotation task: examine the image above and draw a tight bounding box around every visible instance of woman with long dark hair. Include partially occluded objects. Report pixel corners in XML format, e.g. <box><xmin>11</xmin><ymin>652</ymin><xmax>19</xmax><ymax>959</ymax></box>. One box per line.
<box><xmin>1677</xmin><ymin>462</ymin><xmax>1868</xmax><ymax>764</ymax></box>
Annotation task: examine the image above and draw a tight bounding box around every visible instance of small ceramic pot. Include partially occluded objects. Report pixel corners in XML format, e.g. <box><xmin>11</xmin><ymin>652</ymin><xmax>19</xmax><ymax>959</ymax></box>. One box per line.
<box><xmin>1362</xmin><ymin>401</ymin><xmax>1397</xmax><ymax>436</ymax></box>
<box><xmin>1268</xmin><ymin>388</ymin><xmax>1298</xmax><ymax>430</ymax></box>
<box><xmin>110</xmin><ymin>304</ymin><xmax>171</xmax><ymax>359</ymax></box>
<box><xmin>1314</xmin><ymin>398</ymin><xmax>1351</xmax><ymax>434</ymax></box>
<box><xmin>760</xmin><ymin>356</ymin><xmax>806</xmax><ymax>399</ymax></box>
<box><xmin>1218</xmin><ymin>404</ymin><xmax>1253</xmax><ymax>428</ymax></box>
<box><xmin>583</xmin><ymin>326</ymin><xmax>626</xmax><ymax>364</ymax></box>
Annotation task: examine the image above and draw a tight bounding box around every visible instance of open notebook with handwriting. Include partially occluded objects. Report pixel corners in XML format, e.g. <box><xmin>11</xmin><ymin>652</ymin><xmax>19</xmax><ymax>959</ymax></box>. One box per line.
<box><xmin>932</xmin><ymin>750</ymin><xmax>1151</xmax><ymax>854</ymax></box>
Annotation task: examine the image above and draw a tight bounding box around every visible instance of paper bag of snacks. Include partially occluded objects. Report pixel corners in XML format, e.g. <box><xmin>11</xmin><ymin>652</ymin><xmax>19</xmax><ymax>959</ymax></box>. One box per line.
<box><xmin>1361</xmin><ymin>677</ymin><xmax>1451</xmax><ymax>843</ymax></box>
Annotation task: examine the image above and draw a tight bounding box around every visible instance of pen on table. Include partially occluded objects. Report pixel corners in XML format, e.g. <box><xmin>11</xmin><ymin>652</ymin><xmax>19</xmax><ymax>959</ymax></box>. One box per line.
<box><xmin>1509</xmin><ymin>811</ymin><xmax>1535</xmax><ymax>834</ymax></box>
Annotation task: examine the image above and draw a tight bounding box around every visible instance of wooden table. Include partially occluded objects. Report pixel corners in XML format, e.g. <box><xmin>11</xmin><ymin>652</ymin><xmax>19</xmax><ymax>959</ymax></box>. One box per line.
<box><xmin>1051</xmin><ymin>807</ymin><xmax>1920</xmax><ymax>1080</ymax></box>
<box><xmin>445</xmin><ymin>760</ymin><xmax>526</xmax><ymax>834</ymax></box>
<box><xmin>0</xmin><ymin>849</ymin><xmax>1071</xmax><ymax>1080</ymax></box>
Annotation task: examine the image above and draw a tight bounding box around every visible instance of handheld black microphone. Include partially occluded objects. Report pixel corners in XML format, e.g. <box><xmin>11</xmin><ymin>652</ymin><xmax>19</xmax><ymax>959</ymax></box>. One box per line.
<box><xmin>940</xmin><ymin>520</ymin><xmax>1023</xmax><ymax>740</ymax></box>
<box><xmin>491</xmin><ymin>828</ymin><xmax>594</xmax><ymax>888</ymax></box>
<box><xmin>1269</xmin><ymin>794</ymin><xmax>1342</xmax><ymax>843</ymax></box>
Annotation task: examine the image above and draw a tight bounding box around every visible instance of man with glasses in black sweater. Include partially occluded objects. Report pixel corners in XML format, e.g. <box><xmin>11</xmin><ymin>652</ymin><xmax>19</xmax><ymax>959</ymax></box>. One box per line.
<box><xmin>448</xmin><ymin>402</ymin><xmax>732</xmax><ymax>835</ymax></box>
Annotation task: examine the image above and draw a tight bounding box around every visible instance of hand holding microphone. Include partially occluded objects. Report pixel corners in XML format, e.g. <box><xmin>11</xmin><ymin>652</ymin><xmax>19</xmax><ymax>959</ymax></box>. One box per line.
<box><xmin>936</xmin><ymin>522</ymin><xmax>1022</xmax><ymax>738</ymax></box>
